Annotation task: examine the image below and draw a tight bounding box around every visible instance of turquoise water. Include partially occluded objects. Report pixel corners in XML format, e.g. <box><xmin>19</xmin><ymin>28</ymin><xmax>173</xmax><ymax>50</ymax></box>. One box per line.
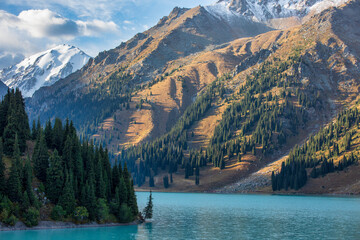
<box><xmin>1</xmin><ymin>192</ymin><xmax>360</xmax><ymax>240</ymax></box>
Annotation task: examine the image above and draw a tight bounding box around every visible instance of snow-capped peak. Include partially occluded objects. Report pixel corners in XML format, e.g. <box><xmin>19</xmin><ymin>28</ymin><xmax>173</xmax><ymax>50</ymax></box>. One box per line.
<box><xmin>0</xmin><ymin>44</ymin><xmax>90</xmax><ymax>97</ymax></box>
<box><xmin>206</xmin><ymin>0</ymin><xmax>348</xmax><ymax>22</ymax></box>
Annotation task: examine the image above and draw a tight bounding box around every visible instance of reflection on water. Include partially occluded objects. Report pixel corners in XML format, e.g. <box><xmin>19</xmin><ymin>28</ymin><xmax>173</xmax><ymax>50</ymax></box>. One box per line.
<box><xmin>1</xmin><ymin>192</ymin><xmax>360</xmax><ymax>240</ymax></box>
<box><xmin>136</xmin><ymin>222</ymin><xmax>153</xmax><ymax>240</ymax></box>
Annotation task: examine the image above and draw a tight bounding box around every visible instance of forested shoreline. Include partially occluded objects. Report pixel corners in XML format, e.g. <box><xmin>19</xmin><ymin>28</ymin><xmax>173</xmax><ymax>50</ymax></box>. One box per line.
<box><xmin>0</xmin><ymin>89</ymin><xmax>139</xmax><ymax>227</ymax></box>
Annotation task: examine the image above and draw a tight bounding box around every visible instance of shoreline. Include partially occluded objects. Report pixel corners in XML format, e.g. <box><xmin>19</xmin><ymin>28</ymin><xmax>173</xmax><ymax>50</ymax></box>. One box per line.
<box><xmin>136</xmin><ymin>189</ymin><xmax>360</xmax><ymax>198</ymax></box>
<box><xmin>0</xmin><ymin>220</ymin><xmax>142</xmax><ymax>232</ymax></box>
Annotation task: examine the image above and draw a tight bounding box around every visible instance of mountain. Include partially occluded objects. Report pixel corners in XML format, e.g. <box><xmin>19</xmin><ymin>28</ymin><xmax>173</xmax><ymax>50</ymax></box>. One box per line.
<box><xmin>215</xmin><ymin>0</ymin><xmax>347</xmax><ymax>22</ymax></box>
<box><xmin>26</xmin><ymin>0</ymin><xmax>360</xmax><ymax>193</ymax></box>
<box><xmin>26</xmin><ymin>5</ymin><xmax>271</xmax><ymax>131</ymax></box>
<box><xmin>0</xmin><ymin>44</ymin><xmax>90</xmax><ymax>98</ymax></box>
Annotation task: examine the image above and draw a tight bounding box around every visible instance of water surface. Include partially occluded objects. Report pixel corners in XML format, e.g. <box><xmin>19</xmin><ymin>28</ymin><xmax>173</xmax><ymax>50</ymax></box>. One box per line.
<box><xmin>1</xmin><ymin>192</ymin><xmax>360</xmax><ymax>239</ymax></box>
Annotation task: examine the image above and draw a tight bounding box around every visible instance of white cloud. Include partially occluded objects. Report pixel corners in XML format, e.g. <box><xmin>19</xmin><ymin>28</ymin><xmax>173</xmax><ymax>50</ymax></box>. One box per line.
<box><xmin>0</xmin><ymin>9</ymin><xmax>119</xmax><ymax>39</ymax></box>
<box><xmin>76</xmin><ymin>19</ymin><xmax>118</xmax><ymax>36</ymax></box>
<box><xmin>0</xmin><ymin>9</ymin><xmax>120</xmax><ymax>68</ymax></box>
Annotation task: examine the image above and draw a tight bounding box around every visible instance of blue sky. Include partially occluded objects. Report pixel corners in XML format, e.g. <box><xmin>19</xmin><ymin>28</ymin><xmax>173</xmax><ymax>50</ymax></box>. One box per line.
<box><xmin>0</xmin><ymin>0</ymin><xmax>216</xmax><ymax>69</ymax></box>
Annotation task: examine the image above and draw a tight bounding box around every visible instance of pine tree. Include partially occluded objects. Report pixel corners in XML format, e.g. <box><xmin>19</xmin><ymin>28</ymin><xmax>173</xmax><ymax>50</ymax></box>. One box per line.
<box><xmin>149</xmin><ymin>175</ymin><xmax>155</xmax><ymax>187</ymax></box>
<box><xmin>2</xmin><ymin>115</ymin><xmax>17</xmax><ymax>156</ymax></box>
<box><xmin>52</xmin><ymin>118</ymin><xmax>63</xmax><ymax>152</ymax></box>
<box><xmin>31</xmin><ymin>120</ymin><xmax>37</xmax><ymax>140</ymax></box>
<box><xmin>195</xmin><ymin>166</ymin><xmax>200</xmax><ymax>185</ymax></box>
<box><xmin>23</xmin><ymin>156</ymin><xmax>36</xmax><ymax>206</ymax></box>
<box><xmin>0</xmin><ymin>138</ymin><xmax>5</xmax><ymax>194</ymax></box>
<box><xmin>118</xmin><ymin>176</ymin><xmax>128</xmax><ymax>205</ymax></box>
<box><xmin>33</xmin><ymin>131</ymin><xmax>49</xmax><ymax>182</ymax></box>
<box><xmin>271</xmin><ymin>171</ymin><xmax>276</xmax><ymax>191</ymax></box>
<box><xmin>128</xmin><ymin>180</ymin><xmax>138</xmax><ymax>216</ymax></box>
<box><xmin>238</xmin><ymin>154</ymin><xmax>242</xmax><ymax>162</ymax></box>
<box><xmin>163</xmin><ymin>175</ymin><xmax>169</xmax><ymax>188</ymax></box>
<box><xmin>58</xmin><ymin>174</ymin><xmax>76</xmax><ymax>216</ymax></box>
<box><xmin>83</xmin><ymin>181</ymin><xmax>97</xmax><ymax>220</ymax></box>
<box><xmin>6</xmin><ymin>136</ymin><xmax>22</xmax><ymax>202</ymax></box>
<box><xmin>143</xmin><ymin>191</ymin><xmax>153</xmax><ymax>219</ymax></box>
<box><xmin>46</xmin><ymin>150</ymin><xmax>64</xmax><ymax>203</ymax></box>
<box><xmin>44</xmin><ymin>120</ymin><xmax>53</xmax><ymax>149</ymax></box>
<box><xmin>22</xmin><ymin>190</ymin><xmax>31</xmax><ymax>211</ymax></box>
<box><xmin>14</xmin><ymin>88</ymin><xmax>30</xmax><ymax>152</ymax></box>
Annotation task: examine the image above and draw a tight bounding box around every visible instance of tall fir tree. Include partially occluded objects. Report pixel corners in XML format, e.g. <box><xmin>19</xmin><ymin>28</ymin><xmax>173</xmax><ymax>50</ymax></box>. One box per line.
<box><xmin>143</xmin><ymin>191</ymin><xmax>153</xmax><ymax>219</ymax></box>
<box><xmin>23</xmin><ymin>156</ymin><xmax>36</xmax><ymax>206</ymax></box>
<box><xmin>6</xmin><ymin>135</ymin><xmax>22</xmax><ymax>202</ymax></box>
<box><xmin>46</xmin><ymin>150</ymin><xmax>64</xmax><ymax>203</ymax></box>
<box><xmin>33</xmin><ymin>131</ymin><xmax>49</xmax><ymax>182</ymax></box>
<box><xmin>58</xmin><ymin>174</ymin><xmax>76</xmax><ymax>216</ymax></box>
<box><xmin>0</xmin><ymin>138</ymin><xmax>5</xmax><ymax>194</ymax></box>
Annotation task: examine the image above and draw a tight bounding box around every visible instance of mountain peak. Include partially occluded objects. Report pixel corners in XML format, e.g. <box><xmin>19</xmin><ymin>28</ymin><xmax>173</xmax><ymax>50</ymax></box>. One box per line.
<box><xmin>0</xmin><ymin>45</ymin><xmax>90</xmax><ymax>98</ymax></box>
<box><xmin>213</xmin><ymin>0</ymin><xmax>348</xmax><ymax>22</ymax></box>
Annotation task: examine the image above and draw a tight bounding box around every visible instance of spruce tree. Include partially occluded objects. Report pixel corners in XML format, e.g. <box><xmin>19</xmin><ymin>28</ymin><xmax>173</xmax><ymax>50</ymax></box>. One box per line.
<box><xmin>6</xmin><ymin>138</ymin><xmax>22</xmax><ymax>202</ymax></box>
<box><xmin>46</xmin><ymin>150</ymin><xmax>64</xmax><ymax>203</ymax></box>
<box><xmin>0</xmin><ymin>138</ymin><xmax>5</xmax><ymax>194</ymax></box>
<box><xmin>44</xmin><ymin>120</ymin><xmax>53</xmax><ymax>149</ymax></box>
<box><xmin>31</xmin><ymin>120</ymin><xmax>37</xmax><ymax>140</ymax></box>
<box><xmin>23</xmin><ymin>156</ymin><xmax>36</xmax><ymax>206</ymax></box>
<box><xmin>2</xmin><ymin>115</ymin><xmax>17</xmax><ymax>156</ymax></box>
<box><xmin>14</xmin><ymin>88</ymin><xmax>30</xmax><ymax>152</ymax></box>
<box><xmin>82</xmin><ymin>181</ymin><xmax>97</xmax><ymax>220</ymax></box>
<box><xmin>128</xmin><ymin>180</ymin><xmax>138</xmax><ymax>216</ymax></box>
<box><xmin>58</xmin><ymin>174</ymin><xmax>76</xmax><ymax>216</ymax></box>
<box><xmin>118</xmin><ymin>177</ymin><xmax>128</xmax><ymax>205</ymax></box>
<box><xmin>52</xmin><ymin>118</ymin><xmax>63</xmax><ymax>152</ymax></box>
<box><xmin>33</xmin><ymin>131</ymin><xmax>49</xmax><ymax>182</ymax></box>
<box><xmin>143</xmin><ymin>191</ymin><xmax>153</xmax><ymax>219</ymax></box>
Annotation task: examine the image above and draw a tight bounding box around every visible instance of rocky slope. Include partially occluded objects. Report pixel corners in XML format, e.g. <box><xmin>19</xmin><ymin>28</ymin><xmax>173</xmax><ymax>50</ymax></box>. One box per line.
<box><xmin>0</xmin><ymin>45</ymin><xmax>90</xmax><ymax>97</ymax></box>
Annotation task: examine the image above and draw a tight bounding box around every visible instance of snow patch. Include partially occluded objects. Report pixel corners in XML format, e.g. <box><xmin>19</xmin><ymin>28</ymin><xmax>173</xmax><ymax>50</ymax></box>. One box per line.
<box><xmin>211</xmin><ymin>0</ymin><xmax>348</xmax><ymax>22</ymax></box>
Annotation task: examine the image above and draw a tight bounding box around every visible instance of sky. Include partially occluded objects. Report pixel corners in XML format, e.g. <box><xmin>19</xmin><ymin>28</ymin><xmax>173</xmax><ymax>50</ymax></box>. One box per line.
<box><xmin>0</xmin><ymin>0</ymin><xmax>216</xmax><ymax>69</ymax></box>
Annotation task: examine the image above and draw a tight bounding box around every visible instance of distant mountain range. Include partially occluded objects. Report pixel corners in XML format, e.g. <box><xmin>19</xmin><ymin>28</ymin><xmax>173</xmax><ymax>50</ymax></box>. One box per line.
<box><xmin>22</xmin><ymin>0</ymin><xmax>360</xmax><ymax>194</ymax></box>
<box><xmin>0</xmin><ymin>44</ymin><xmax>90</xmax><ymax>97</ymax></box>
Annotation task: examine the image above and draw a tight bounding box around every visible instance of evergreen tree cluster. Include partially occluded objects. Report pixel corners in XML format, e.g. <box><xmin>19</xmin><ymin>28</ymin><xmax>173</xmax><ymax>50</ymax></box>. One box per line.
<box><xmin>206</xmin><ymin>55</ymin><xmax>314</xmax><ymax>171</ymax></box>
<box><xmin>0</xmin><ymin>89</ymin><xmax>30</xmax><ymax>155</ymax></box>
<box><xmin>272</xmin><ymin>107</ymin><xmax>360</xmax><ymax>191</ymax></box>
<box><xmin>0</xmin><ymin>90</ymin><xmax>138</xmax><ymax>227</ymax></box>
<box><xmin>34</xmin><ymin>118</ymin><xmax>138</xmax><ymax>223</ymax></box>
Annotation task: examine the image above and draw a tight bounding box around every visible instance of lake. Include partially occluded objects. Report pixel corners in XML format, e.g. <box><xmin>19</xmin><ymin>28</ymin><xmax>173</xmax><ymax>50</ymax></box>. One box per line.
<box><xmin>1</xmin><ymin>192</ymin><xmax>360</xmax><ymax>239</ymax></box>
